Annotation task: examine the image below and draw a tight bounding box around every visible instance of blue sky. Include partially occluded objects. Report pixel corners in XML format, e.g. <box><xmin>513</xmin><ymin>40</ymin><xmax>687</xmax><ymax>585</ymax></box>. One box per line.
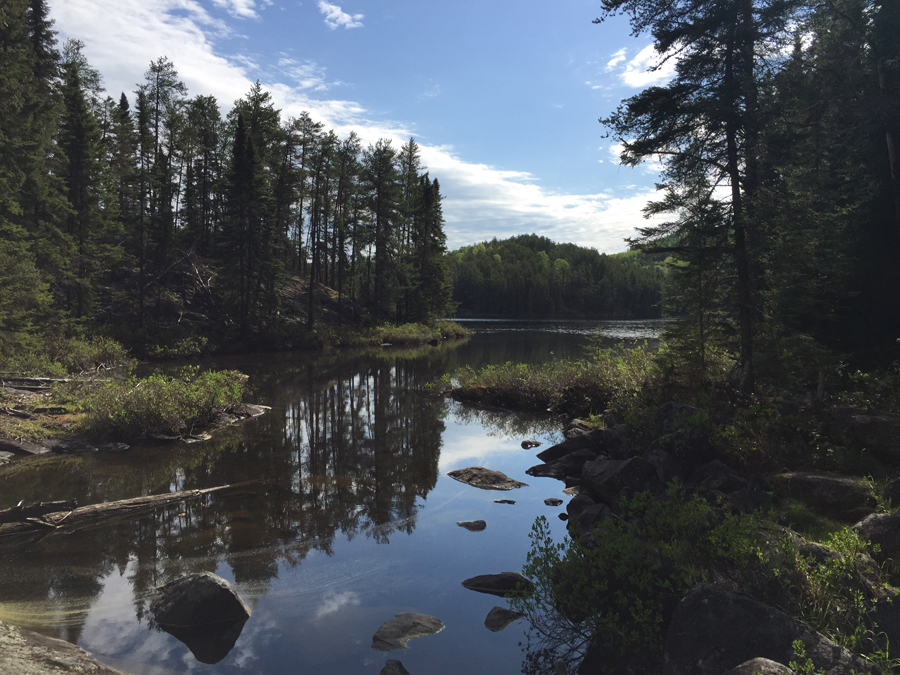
<box><xmin>50</xmin><ymin>0</ymin><xmax>674</xmax><ymax>252</ymax></box>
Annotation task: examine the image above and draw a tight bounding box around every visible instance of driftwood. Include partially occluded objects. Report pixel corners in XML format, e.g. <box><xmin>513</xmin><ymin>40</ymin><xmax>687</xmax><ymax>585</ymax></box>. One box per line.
<box><xmin>0</xmin><ymin>500</ymin><xmax>78</xmax><ymax>524</ymax></box>
<box><xmin>0</xmin><ymin>480</ymin><xmax>261</xmax><ymax>541</ymax></box>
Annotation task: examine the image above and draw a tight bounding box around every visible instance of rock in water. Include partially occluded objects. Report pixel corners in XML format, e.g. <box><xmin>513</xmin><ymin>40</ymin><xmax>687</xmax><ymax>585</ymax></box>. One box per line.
<box><xmin>462</xmin><ymin>572</ymin><xmax>535</xmax><ymax>597</ymax></box>
<box><xmin>494</xmin><ymin>499</ymin><xmax>516</xmax><ymax>504</ymax></box>
<box><xmin>447</xmin><ymin>466</ymin><xmax>528</xmax><ymax>490</ymax></box>
<box><xmin>151</xmin><ymin>572</ymin><xmax>251</xmax><ymax>628</ymax></box>
<box><xmin>457</xmin><ymin>520</ymin><xmax>487</xmax><ymax>531</ymax></box>
<box><xmin>150</xmin><ymin>572</ymin><xmax>251</xmax><ymax>664</ymax></box>
<box><xmin>521</xmin><ymin>440</ymin><xmax>542</xmax><ymax>449</ymax></box>
<box><xmin>484</xmin><ymin>606</ymin><xmax>525</xmax><ymax>632</ymax></box>
<box><xmin>371</xmin><ymin>613</ymin><xmax>444</xmax><ymax>651</ymax></box>
<box><xmin>0</xmin><ymin>619</ymin><xmax>131</xmax><ymax>675</ymax></box>
<box><xmin>544</xmin><ymin>498</ymin><xmax>563</xmax><ymax>506</ymax></box>
<box><xmin>382</xmin><ymin>659</ymin><xmax>412</xmax><ymax>675</ymax></box>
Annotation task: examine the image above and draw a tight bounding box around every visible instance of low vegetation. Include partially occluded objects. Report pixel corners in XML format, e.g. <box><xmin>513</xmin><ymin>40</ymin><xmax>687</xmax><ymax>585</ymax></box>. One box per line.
<box><xmin>78</xmin><ymin>367</ymin><xmax>246</xmax><ymax>440</ymax></box>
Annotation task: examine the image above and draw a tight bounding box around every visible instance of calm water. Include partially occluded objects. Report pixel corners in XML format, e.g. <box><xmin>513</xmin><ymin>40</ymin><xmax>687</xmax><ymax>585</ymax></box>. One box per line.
<box><xmin>0</xmin><ymin>320</ymin><xmax>665</xmax><ymax>675</ymax></box>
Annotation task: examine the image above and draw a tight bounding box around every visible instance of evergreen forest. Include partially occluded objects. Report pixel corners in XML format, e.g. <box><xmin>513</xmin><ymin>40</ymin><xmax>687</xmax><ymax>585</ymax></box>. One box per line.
<box><xmin>448</xmin><ymin>235</ymin><xmax>667</xmax><ymax>318</ymax></box>
<box><xmin>597</xmin><ymin>0</ymin><xmax>900</xmax><ymax>389</ymax></box>
<box><xmin>0</xmin><ymin>0</ymin><xmax>454</xmax><ymax>358</ymax></box>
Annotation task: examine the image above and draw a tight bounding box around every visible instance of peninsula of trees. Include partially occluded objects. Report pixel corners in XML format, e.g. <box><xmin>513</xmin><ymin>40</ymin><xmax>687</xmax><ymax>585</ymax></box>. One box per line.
<box><xmin>1</xmin><ymin>0</ymin><xmax>454</xmax><ymax>358</ymax></box>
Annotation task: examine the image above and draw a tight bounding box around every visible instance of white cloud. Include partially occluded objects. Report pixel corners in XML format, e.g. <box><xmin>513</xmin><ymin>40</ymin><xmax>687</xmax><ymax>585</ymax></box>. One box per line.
<box><xmin>51</xmin><ymin>0</ymin><xmax>663</xmax><ymax>255</ymax></box>
<box><xmin>605</xmin><ymin>47</ymin><xmax>627</xmax><ymax>71</ymax></box>
<box><xmin>619</xmin><ymin>45</ymin><xmax>677</xmax><ymax>88</ymax></box>
<box><xmin>314</xmin><ymin>591</ymin><xmax>360</xmax><ymax>620</ymax></box>
<box><xmin>318</xmin><ymin>1</ymin><xmax>363</xmax><ymax>30</ymax></box>
<box><xmin>211</xmin><ymin>0</ymin><xmax>265</xmax><ymax>19</ymax></box>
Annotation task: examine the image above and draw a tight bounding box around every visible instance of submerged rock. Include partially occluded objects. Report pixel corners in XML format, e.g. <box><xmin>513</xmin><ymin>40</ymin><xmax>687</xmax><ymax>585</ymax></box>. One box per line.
<box><xmin>521</xmin><ymin>440</ymin><xmax>542</xmax><ymax>449</ymax></box>
<box><xmin>447</xmin><ymin>466</ymin><xmax>528</xmax><ymax>491</ymax></box>
<box><xmin>371</xmin><ymin>613</ymin><xmax>444</xmax><ymax>651</ymax></box>
<box><xmin>484</xmin><ymin>606</ymin><xmax>525</xmax><ymax>632</ymax></box>
<box><xmin>381</xmin><ymin>660</ymin><xmax>412</xmax><ymax>675</ymax></box>
<box><xmin>457</xmin><ymin>520</ymin><xmax>487</xmax><ymax>531</ymax></box>
<box><xmin>159</xmin><ymin>619</ymin><xmax>247</xmax><ymax>664</ymax></box>
<box><xmin>494</xmin><ymin>499</ymin><xmax>516</xmax><ymax>504</ymax></box>
<box><xmin>461</xmin><ymin>572</ymin><xmax>534</xmax><ymax>597</ymax></box>
<box><xmin>544</xmin><ymin>498</ymin><xmax>563</xmax><ymax>506</ymax></box>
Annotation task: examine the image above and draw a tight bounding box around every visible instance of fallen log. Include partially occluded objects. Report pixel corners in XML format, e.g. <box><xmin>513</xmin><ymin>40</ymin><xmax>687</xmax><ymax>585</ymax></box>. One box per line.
<box><xmin>0</xmin><ymin>500</ymin><xmax>78</xmax><ymax>524</ymax></box>
<box><xmin>0</xmin><ymin>480</ymin><xmax>262</xmax><ymax>541</ymax></box>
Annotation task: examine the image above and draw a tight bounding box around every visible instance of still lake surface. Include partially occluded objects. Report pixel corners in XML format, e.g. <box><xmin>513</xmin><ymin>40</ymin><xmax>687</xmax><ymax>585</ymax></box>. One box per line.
<box><xmin>0</xmin><ymin>319</ymin><xmax>665</xmax><ymax>675</ymax></box>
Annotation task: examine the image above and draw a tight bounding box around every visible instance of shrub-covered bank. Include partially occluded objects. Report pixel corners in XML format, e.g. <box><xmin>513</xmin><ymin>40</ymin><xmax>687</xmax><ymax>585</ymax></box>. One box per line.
<box><xmin>453</xmin><ymin>344</ymin><xmax>900</xmax><ymax>675</ymax></box>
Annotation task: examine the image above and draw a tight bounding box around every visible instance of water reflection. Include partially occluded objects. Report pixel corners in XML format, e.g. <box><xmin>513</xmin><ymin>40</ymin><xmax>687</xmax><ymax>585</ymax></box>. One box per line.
<box><xmin>0</xmin><ymin>349</ymin><xmax>449</xmax><ymax>657</ymax></box>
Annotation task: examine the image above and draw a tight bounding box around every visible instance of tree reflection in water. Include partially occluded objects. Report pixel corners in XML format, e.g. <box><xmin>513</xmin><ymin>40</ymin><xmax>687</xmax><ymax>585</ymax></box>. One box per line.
<box><xmin>0</xmin><ymin>348</ymin><xmax>447</xmax><ymax>653</ymax></box>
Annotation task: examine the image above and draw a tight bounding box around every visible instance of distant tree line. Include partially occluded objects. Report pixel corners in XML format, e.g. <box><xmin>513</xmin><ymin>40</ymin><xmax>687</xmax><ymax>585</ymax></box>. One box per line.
<box><xmin>600</xmin><ymin>0</ymin><xmax>900</xmax><ymax>389</ymax></box>
<box><xmin>0</xmin><ymin>0</ymin><xmax>453</xmax><ymax>355</ymax></box>
<box><xmin>447</xmin><ymin>234</ymin><xmax>667</xmax><ymax>318</ymax></box>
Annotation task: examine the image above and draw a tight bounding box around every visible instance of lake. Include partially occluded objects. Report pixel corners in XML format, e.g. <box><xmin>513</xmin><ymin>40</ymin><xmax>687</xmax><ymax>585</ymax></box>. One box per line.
<box><xmin>0</xmin><ymin>319</ymin><xmax>666</xmax><ymax>675</ymax></box>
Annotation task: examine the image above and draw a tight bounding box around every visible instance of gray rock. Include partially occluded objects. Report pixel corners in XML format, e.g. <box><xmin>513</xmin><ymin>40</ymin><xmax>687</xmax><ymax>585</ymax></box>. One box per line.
<box><xmin>664</xmin><ymin>584</ymin><xmax>877</xmax><ymax>675</ymax></box>
<box><xmin>150</xmin><ymin>572</ymin><xmax>251</xmax><ymax>628</ymax></box>
<box><xmin>883</xmin><ymin>478</ymin><xmax>900</xmax><ymax>505</ymax></box>
<box><xmin>462</xmin><ymin>572</ymin><xmax>534</xmax><ymax>597</ymax></box>
<box><xmin>0</xmin><ymin>619</ymin><xmax>131</xmax><ymax>674</ymax></box>
<box><xmin>644</xmin><ymin>447</ymin><xmax>684</xmax><ymax>485</ymax></box>
<box><xmin>537</xmin><ymin>427</ymin><xmax>628</xmax><ymax>463</ymax></box>
<box><xmin>581</xmin><ymin>456</ymin><xmax>659</xmax><ymax>505</ymax></box>
<box><xmin>159</xmin><ymin>619</ymin><xmax>247</xmax><ymax>664</ymax></box>
<box><xmin>457</xmin><ymin>520</ymin><xmax>486</xmax><ymax>531</ymax></box>
<box><xmin>828</xmin><ymin>409</ymin><xmax>900</xmax><ymax>461</ymax></box>
<box><xmin>372</xmin><ymin>613</ymin><xmax>444</xmax><ymax>651</ymax></box>
<box><xmin>723</xmin><ymin>658</ymin><xmax>795</xmax><ymax>675</ymax></box>
<box><xmin>770</xmin><ymin>472</ymin><xmax>875</xmax><ymax>520</ymax></box>
<box><xmin>528</xmin><ymin>448</ymin><xmax>600</xmax><ymax>481</ymax></box>
<box><xmin>564</xmin><ymin>419</ymin><xmax>596</xmax><ymax>439</ymax></box>
<box><xmin>484</xmin><ymin>606</ymin><xmax>525</xmax><ymax>632</ymax></box>
<box><xmin>98</xmin><ymin>442</ymin><xmax>130</xmax><ymax>453</ymax></box>
<box><xmin>447</xmin><ymin>466</ymin><xmax>528</xmax><ymax>491</ymax></box>
<box><xmin>692</xmin><ymin>460</ymin><xmax>749</xmax><ymax>494</ymax></box>
<box><xmin>853</xmin><ymin>512</ymin><xmax>900</xmax><ymax>565</ymax></box>
<box><xmin>0</xmin><ymin>450</ymin><xmax>14</xmax><ymax>464</ymax></box>
<box><xmin>544</xmin><ymin>498</ymin><xmax>563</xmax><ymax>506</ymax></box>
<box><xmin>494</xmin><ymin>499</ymin><xmax>516</xmax><ymax>504</ymax></box>
<box><xmin>521</xmin><ymin>439</ymin><xmax>542</xmax><ymax>449</ymax></box>
<box><xmin>381</xmin><ymin>660</ymin><xmax>411</xmax><ymax>675</ymax></box>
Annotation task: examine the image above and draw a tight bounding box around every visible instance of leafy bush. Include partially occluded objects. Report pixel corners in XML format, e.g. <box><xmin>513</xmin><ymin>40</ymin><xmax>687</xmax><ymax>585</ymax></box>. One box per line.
<box><xmin>79</xmin><ymin>367</ymin><xmax>245</xmax><ymax>439</ymax></box>
<box><xmin>0</xmin><ymin>335</ymin><xmax>131</xmax><ymax>376</ymax></box>
<box><xmin>512</xmin><ymin>485</ymin><xmax>767</xmax><ymax>667</ymax></box>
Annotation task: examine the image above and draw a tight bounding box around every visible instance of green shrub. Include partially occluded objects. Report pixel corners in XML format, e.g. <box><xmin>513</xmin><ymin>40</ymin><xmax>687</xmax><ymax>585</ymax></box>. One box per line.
<box><xmin>450</xmin><ymin>342</ymin><xmax>657</xmax><ymax>416</ymax></box>
<box><xmin>79</xmin><ymin>367</ymin><xmax>245</xmax><ymax>439</ymax></box>
<box><xmin>512</xmin><ymin>485</ymin><xmax>766</xmax><ymax>666</ymax></box>
<box><xmin>0</xmin><ymin>335</ymin><xmax>130</xmax><ymax>376</ymax></box>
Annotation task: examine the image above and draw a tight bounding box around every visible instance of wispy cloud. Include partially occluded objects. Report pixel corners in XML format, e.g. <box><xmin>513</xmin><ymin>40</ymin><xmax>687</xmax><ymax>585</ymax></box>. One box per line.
<box><xmin>211</xmin><ymin>0</ymin><xmax>268</xmax><ymax>20</ymax></box>
<box><xmin>317</xmin><ymin>1</ymin><xmax>363</xmax><ymax>30</ymax></box>
<box><xmin>276</xmin><ymin>57</ymin><xmax>338</xmax><ymax>91</ymax></box>
<box><xmin>314</xmin><ymin>591</ymin><xmax>360</xmax><ymax>620</ymax></box>
<box><xmin>605</xmin><ymin>48</ymin><xmax>627</xmax><ymax>71</ymax></box>
<box><xmin>51</xmin><ymin>0</ymin><xmax>663</xmax><ymax>255</ymax></box>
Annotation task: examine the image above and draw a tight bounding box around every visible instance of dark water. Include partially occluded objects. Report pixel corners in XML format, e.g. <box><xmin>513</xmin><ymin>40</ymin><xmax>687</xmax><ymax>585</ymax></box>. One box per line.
<box><xmin>0</xmin><ymin>320</ymin><xmax>665</xmax><ymax>675</ymax></box>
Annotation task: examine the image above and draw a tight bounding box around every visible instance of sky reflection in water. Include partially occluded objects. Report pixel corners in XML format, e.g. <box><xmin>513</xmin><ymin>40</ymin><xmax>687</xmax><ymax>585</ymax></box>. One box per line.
<box><xmin>0</xmin><ymin>320</ymin><xmax>666</xmax><ymax>674</ymax></box>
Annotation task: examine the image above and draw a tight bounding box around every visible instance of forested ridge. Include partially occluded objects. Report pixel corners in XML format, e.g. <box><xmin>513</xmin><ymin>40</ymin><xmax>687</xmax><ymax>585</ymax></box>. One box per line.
<box><xmin>448</xmin><ymin>235</ymin><xmax>667</xmax><ymax>318</ymax></box>
<box><xmin>0</xmin><ymin>0</ymin><xmax>454</xmax><ymax>359</ymax></box>
<box><xmin>598</xmin><ymin>0</ymin><xmax>900</xmax><ymax>388</ymax></box>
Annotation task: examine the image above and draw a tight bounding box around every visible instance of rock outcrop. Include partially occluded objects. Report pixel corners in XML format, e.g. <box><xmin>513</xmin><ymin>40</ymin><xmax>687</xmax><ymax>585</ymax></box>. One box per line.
<box><xmin>447</xmin><ymin>466</ymin><xmax>528</xmax><ymax>490</ymax></box>
<box><xmin>371</xmin><ymin>613</ymin><xmax>444</xmax><ymax>651</ymax></box>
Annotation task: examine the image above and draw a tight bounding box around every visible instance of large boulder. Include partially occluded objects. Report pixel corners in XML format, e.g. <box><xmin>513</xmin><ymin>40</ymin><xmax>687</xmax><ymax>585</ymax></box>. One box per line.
<box><xmin>827</xmin><ymin>408</ymin><xmax>900</xmax><ymax>462</ymax></box>
<box><xmin>692</xmin><ymin>460</ymin><xmax>750</xmax><ymax>494</ymax></box>
<box><xmin>446</xmin><ymin>466</ymin><xmax>527</xmax><ymax>490</ymax></box>
<box><xmin>461</xmin><ymin>572</ymin><xmax>534</xmax><ymax>597</ymax></box>
<box><xmin>372</xmin><ymin>613</ymin><xmax>444</xmax><ymax>651</ymax></box>
<box><xmin>770</xmin><ymin>472</ymin><xmax>875</xmax><ymax>521</ymax></box>
<box><xmin>664</xmin><ymin>584</ymin><xmax>877</xmax><ymax>675</ymax></box>
<box><xmin>581</xmin><ymin>456</ymin><xmax>659</xmax><ymax>505</ymax></box>
<box><xmin>0</xmin><ymin>619</ymin><xmax>131</xmax><ymax>675</ymax></box>
<box><xmin>527</xmin><ymin>448</ymin><xmax>600</xmax><ymax>481</ymax></box>
<box><xmin>723</xmin><ymin>658</ymin><xmax>795</xmax><ymax>675</ymax></box>
<box><xmin>150</xmin><ymin>572</ymin><xmax>250</xmax><ymax>628</ymax></box>
<box><xmin>150</xmin><ymin>572</ymin><xmax>251</xmax><ymax>664</ymax></box>
<box><xmin>853</xmin><ymin>512</ymin><xmax>900</xmax><ymax>565</ymax></box>
<box><xmin>537</xmin><ymin>426</ymin><xmax>629</xmax><ymax>463</ymax></box>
